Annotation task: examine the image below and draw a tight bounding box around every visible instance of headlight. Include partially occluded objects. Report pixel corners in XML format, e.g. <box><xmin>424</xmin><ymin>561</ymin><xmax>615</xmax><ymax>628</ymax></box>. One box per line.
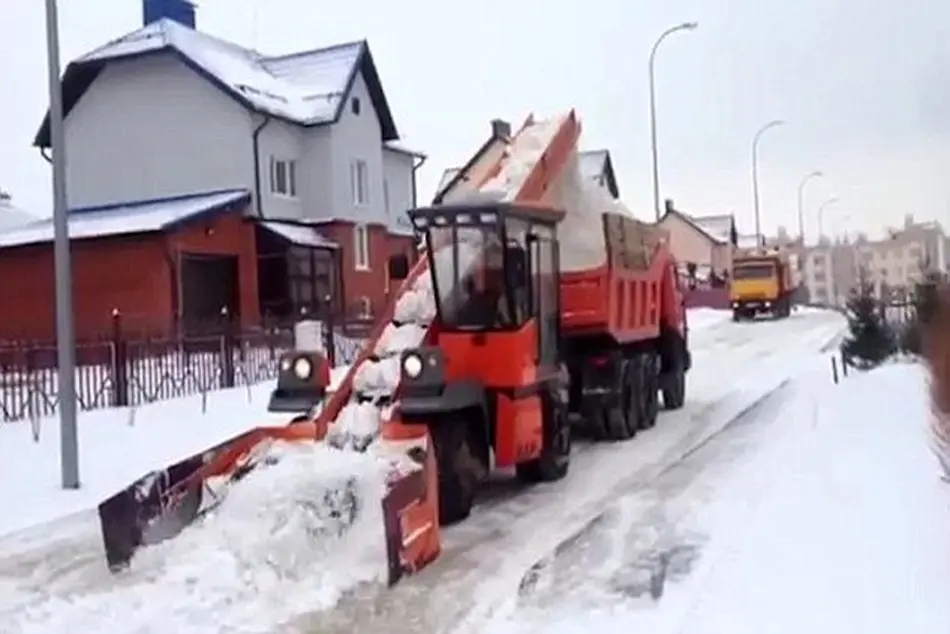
<box><xmin>764</xmin><ymin>301</ymin><xmax>772</xmax><ymax>308</ymax></box>
<box><xmin>402</xmin><ymin>353</ymin><xmax>423</xmax><ymax>379</ymax></box>
<box><xmin>292</xmin><ymin>357</ymin><xmax>313</xmax><ymax>380</ymax></box>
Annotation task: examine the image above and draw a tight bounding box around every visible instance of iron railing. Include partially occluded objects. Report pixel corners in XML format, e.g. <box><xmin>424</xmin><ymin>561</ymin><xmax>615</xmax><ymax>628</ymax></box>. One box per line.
<box><xmin>0</xmin><ymin>318</ymin><xmax>367</xmax><ymax>423</ymax></box>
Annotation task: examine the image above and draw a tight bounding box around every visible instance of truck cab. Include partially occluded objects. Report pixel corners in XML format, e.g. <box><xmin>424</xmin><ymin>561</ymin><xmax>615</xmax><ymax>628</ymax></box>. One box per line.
<box><xmin>397</xmin><ymin>202</ymin><xmax>572</xmax><ymax>524</ymax></box>
<box><xmin>731</xmin><ymin>251</ymin><xmax>794</xmax><ymax>320</ymax></box>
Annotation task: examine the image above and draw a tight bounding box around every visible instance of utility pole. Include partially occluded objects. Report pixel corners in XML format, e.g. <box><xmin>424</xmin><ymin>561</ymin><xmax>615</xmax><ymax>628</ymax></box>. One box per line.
<box><xmin>45</xmin><ymin>0</ymin><xmax>80</xmax><ymax>489</ymax></box>
<box><xmin>648</xmin><ymin>21</ymin><xmax>698</xmax><ymax>220</ymax></box>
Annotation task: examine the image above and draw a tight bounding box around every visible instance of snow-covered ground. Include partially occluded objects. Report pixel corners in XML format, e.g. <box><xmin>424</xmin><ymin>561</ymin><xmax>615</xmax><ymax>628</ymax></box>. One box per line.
<box><xmin>482</xmin><ymin>361</ymin><xmax>950</xmax><ymax>634</ymax></box>
<box><xmin>0</xmin><ymin>308</ymin><xmax>843</xmax><ymax>634</ymax></box>
<box><xmin>1</xmin><ymin>366</ymin><xmax>351</xmax><ymax>538</ymax></box>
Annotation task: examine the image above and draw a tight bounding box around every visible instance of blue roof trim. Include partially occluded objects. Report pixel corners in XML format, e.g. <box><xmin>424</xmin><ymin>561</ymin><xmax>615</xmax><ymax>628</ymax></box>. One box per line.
<box><xmin>34</xmin><ymin>38</ymin><xmax>399</xmax><ymax>147</ymax></box>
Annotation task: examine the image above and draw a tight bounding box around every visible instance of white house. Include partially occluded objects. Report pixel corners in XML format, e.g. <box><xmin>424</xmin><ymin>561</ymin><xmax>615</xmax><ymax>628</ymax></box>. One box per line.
<box><xmin>33</xmin><ymin>0</ymin><xmax>424</xmax><ymax>321</ymax></box>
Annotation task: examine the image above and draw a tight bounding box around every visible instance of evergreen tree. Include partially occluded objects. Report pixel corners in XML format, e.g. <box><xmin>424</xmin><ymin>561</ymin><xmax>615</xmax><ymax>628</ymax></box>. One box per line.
<box><xmin>842</xmin><ymin>271</ymin><xmax>895</xmax><ymax>369</ymax></box>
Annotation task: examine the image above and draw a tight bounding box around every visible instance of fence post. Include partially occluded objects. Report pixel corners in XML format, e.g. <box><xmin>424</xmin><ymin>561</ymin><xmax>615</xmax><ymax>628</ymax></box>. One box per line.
<box><xmin>111</xmin><ymin>308</ymin><xmax>129</xmax><ymax>407</ymax></box>
<box><xmin>831</xmin><ymin>356</ymin><xmax>839</xmax><ymax>384</ymax></box>
<box><xmin>220</xmin><ymin>306</ymin><xmax>235</xmax><ymax>389</ymax></box>
<box><xmin>323</xmin><ymin>295</ymin><xmax>337</xmax><ymax>367</ymax></box>
<box><xmin>841</xmin><ymin>349</ymin><xmax>849</xmax><ymax>377</ymax></box>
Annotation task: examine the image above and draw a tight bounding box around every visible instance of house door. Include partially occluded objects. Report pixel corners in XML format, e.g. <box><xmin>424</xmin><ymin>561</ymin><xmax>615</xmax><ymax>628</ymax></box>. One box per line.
<box><xmin>180</xmin><ymin>253</ymin><xmax>240</xmax><ymax>335</ymax></box>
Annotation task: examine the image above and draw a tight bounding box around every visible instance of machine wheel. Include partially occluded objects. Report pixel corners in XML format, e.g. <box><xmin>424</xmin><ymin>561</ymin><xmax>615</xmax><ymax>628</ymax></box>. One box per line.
<box><xmin>662</xmin><ymin>367</ymin><xmax>686</xmax><ymax>410</ymax></box>
<box><xmin>428</xmin><ymin>416</ymin><xmax>479</xmax><ymax>526</ymax></box>
<box><xmin>595</xmin><ymin>358</ymin><xmax>637</xmax><ymax>441</ymax></box>
<box><xmin>732</xmin><ymin>310</ymin><xmax>742</xmax><ymax>322</ymax></box>
<box><xmin>586</xmin><ymin>357</ymin><xmax>633</xmax><ymax>441</ymax></box>
<box><xmin>638</xmin><ymin>352</ymin><xmax>660</xmax><ymax>429</ymax></box>
<box><xmin>516</xmin><ymin>389</ymin><xmax>572</xmax><ymax>483</ymax></box>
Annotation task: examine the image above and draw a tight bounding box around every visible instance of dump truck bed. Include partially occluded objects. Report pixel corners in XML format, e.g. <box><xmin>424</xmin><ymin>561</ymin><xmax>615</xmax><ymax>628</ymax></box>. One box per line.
<box><xmin>560</xmin><ymin>211</ymin><xmax>676</xmax><ymax>344</ymax></box>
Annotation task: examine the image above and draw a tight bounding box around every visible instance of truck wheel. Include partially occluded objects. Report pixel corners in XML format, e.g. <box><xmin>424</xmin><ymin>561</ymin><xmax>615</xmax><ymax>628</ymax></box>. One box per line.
<box><xmin>662</xmin><ymin>368</ymin><xmax>686</xmax><ymax>410</ymax></box>
<box><xmin>639</xmin><ymin>352</ymin><xmax>660</xmax><ymax>428</ymax></box>
<box><xmin>427</xmin><ymin>418</ymin><xmax>478</xmax><ymax>525</ymax></box>
<box><xmin>516</xmin><ymin>390</ymin><xmax>571</xmax><ymax>483</ymax></box>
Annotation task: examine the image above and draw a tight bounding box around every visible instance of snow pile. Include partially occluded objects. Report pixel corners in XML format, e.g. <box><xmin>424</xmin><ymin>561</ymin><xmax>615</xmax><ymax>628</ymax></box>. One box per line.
<box><xmin>7</xmin><ymin>443</ymin><xmax>389</xmax><ymax>634</ymax></box>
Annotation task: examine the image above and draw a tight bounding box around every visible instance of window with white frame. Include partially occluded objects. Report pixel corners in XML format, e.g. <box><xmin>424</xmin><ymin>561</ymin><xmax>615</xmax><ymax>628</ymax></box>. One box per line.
<box><xmin>354</xmin><ymin>223</ymin><xmax>370</xmax><ymax>270</ymax></box>
<box><xmin>350</xmin><ymin>159</ymin><xmax>369</xmax><ymax>206</ymax></box>
<box><xmin>269</xmin><ymin>157</ymin><xmax>297</xmax><ymax>197</ymax></box>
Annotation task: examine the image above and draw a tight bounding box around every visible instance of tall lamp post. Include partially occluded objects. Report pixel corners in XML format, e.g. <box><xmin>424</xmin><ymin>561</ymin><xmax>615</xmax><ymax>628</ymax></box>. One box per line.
<box><xmin>45</xmin><ymin>0</ymin><xmax>80</xmax><ymax>489</ymax></box>
<box><xmin>648</xmin><ymin>20</ymin><xmax>698</xmax><ymax>220</ymax></box>
<box><xmin>797</xmin><ymin>170</ymin><xmax>823</xmax><ymax>243</ymax></box>
<box><xmin>751</xmin><ymin>119</ymin><xmax>785</xmax><ymax>245</ymax></box>
<box><xmin>818</xmin><ymin>196</ymin><xmax>839</xmax><ymax>239</ymax></box>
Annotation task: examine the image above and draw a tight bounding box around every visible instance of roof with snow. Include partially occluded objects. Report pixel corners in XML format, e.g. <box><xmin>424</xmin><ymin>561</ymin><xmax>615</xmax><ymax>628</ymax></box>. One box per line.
<box><xmin>34</xmin><ymin>19</ymin><xmax>398</xmax><ymax>147</ymax></box>
<box><xmin>577</xmin><ymin>149</ymin><xmax>619</xmax><ymax>198</ymax></box>
<box><xmin>0</xmin><ymin>199</ymin><xmax>39</xmax><ymax>233</ymax></box>
<box><xmin>0</xmin><ymin>189</ymin><xmax>251</xmax><ymax>249</ymax></box>
<box><xmin>258</xmin><ymin>220</ymin><xmax>337</xmax><ymax>250</ymax></box>
<box><xmin>692</xmin><ymin>214</ymin><xmax>736</xmax><ymax>244</ymax></box>
<box><xmin>660</xmin><ymin>205</ymin><xmax>737</xmax><ymax>246</ymax></box>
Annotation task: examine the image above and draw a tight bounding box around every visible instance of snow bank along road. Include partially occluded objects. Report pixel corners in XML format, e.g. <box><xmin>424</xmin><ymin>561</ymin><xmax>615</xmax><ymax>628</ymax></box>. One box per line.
<box><xmin>0</xmin><ymin>308</ymin><xmax>843</xmax><ymax>634</ymax></box>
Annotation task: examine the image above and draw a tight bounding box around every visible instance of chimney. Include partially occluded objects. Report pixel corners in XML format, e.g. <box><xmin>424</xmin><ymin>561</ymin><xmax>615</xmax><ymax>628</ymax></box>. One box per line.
<box><xmin>143</xmin><ymin>0</ymin><xmax>196</xmax><ymax>29</ymax></box>
<box><xmin>664</xmin><ymin>199</ymin><xmax>675</xmax><ymax>214</ymax></box>
<box><xmin>490</xmin><ymin>119</ymin><xmax>511</xmax><ymax>139</ymax></box>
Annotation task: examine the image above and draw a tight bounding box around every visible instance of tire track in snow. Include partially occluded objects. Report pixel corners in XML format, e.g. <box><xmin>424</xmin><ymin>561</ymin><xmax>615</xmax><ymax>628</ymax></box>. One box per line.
<box><xmin>289</xmin><ymin>312</ymin><xmax>844</xmax><ymax>634</ymax></box>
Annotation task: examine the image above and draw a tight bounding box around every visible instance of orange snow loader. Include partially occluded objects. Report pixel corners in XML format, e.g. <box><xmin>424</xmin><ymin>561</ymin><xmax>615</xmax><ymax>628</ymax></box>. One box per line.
<box><xmin>95</xmin><ymin>111</ymin><xmax>690</xmax><ymax>589</ymax></box>
<box><xmin>395</xmin><ymin>200</ymin><xmax>691</xmax><ymax>524</ymax></box>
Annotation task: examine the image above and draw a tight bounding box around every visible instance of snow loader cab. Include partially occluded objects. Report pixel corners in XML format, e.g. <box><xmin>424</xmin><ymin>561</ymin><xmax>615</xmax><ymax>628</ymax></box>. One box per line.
<box><xmin>402</xmin><ymin>202</ymin><xmax>571</xmax><ymax>524</ymax></box>
<box><xmin>267</xmin><ymin>350</ymin><xmax>332</xmax><ymax>414</ymax></box>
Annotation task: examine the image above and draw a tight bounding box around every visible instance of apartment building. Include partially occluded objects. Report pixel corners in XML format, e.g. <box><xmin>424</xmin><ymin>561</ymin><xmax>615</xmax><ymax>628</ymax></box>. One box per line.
<box><xmin>771</xmin><ymin>215</ymin><xmax>947</xmax><ymax>306</ymax></box>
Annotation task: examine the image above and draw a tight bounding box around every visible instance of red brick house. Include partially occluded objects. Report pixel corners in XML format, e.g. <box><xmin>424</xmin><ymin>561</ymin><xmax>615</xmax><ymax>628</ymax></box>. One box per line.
<box><xmin>0</xmin><ymin>189</ymin><xmax>341</xmax><ymax>341</ymax></box>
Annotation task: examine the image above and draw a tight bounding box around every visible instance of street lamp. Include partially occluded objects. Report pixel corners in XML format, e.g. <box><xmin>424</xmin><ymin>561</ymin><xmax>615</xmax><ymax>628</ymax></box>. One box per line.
<box><xmin>44</xmin><ymin>0</ymin><xmax>80</xmax><ymax>489</ymax></box>
<box><xmin>648</xmin><ymin>20</ymin><xmax>699</xmax><ymax>220</ymax></box>
<box><xmin>797</xmin><ymin>170</ymin><xmax>823</xmax><ymax>243</ymax></box>
<box><xmin>818</xmin><ymin>196</ymin><xmax>839</xmax><ymax>238</ymax></box>
<box><xmin>751</xmin><ymin>119</ymin><xmax>785</xmax><ymax>245</ymax></box>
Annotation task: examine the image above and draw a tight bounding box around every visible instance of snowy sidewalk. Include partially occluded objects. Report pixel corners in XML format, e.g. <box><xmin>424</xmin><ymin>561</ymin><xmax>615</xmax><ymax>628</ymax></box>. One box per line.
<box><xmin>674</xmin><ymin>362</ymin><xmax>950</xmax><ymax>634</ymax></box>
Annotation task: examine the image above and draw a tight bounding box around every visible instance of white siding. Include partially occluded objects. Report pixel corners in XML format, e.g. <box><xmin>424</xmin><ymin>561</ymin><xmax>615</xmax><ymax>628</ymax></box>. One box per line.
<box><xmin>64</xmin><ymin>52</ymin><xmax>253</xmax><ymax>208</ymax></box>
<box><xmin>327</xmin><ymin>72</ymin><xmax>386</xmax><ymax>226</ymax></box>
<box><xmin>382</xmin><ymin>148</ymin><xmax>415</xmax><ymax>234</ymax></box>
<box><xmin>256</xmin><ymin>118</ymin><xmax>303</xmax><ymax>220</ymax></box>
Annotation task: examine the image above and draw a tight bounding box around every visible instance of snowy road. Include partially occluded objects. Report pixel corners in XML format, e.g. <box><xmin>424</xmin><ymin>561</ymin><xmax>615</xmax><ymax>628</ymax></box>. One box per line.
<box><xmin>485</xmin><ymin>361</ymin><xmax>950</xmax><ymax>634</ymax></box>
<box><xmin>289</xmin><ymin>309</ymin><xmax>844</xmax><ymax>634</ymax></box>
<box><xmin>0</xmin><ymin>309</ymin><xmax>844</xmax><ymax>633</ymax></box>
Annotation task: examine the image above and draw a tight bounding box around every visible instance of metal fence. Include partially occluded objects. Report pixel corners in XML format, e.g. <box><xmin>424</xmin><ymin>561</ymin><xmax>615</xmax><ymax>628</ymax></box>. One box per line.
<box><xmin>0</xmin><ymin>320</ymin><xmax>367</xmax><ymax>423</ymax></box>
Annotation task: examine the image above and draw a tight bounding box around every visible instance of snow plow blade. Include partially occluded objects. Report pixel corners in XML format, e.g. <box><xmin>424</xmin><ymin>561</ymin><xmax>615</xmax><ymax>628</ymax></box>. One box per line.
<box><xmin>97</xmin><ymin>417</ymin><xmax>441</xmax><ymax>587</ymax></box>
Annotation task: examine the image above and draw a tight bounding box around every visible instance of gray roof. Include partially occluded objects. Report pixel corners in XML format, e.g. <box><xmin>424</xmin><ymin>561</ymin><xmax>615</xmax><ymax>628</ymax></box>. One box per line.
<box><xmin>36</xmin><ymin>19</ymin><xmax>399</xmax><ymax>146</ymax></box>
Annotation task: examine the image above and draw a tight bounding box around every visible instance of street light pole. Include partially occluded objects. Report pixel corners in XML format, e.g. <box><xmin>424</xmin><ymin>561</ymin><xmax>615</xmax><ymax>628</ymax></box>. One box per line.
<box><xmin>45</xmin><ymin>0</ymin><xmax>80</xmax><ymax>489</ymax></box>
<box><xmin>797</xmin><ymin>170</ymin><xmax>823</xmax><ymax>243</ymax></box>
<box><xmin>648</xmin><ymin>21</ymin><xmax>698</xmax><ymax>221</ymax></box>
<box><xmin>751</xmin><ymin>119</ymin><xmax>785</xmax><ymax>245</ymax></box>
<box><xmin>818</xmin><ymin>196</ymin><xmax>839</xmax><ymax>239</ymax></box>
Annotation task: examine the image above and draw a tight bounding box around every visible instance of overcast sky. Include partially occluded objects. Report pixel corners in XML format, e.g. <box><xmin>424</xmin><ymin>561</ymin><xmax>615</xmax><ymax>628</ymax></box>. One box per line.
<box><xmin>1</xmin><ymin>0</ymin><xmax>947</xmax><ymax>241</ymax></box>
